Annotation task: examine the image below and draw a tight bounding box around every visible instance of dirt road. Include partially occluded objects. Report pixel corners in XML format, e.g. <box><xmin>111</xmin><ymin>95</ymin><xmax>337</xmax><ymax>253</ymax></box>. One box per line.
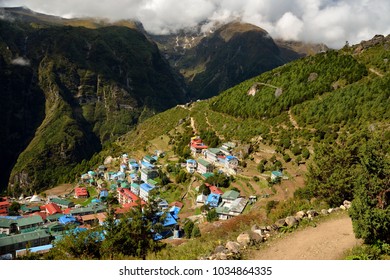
<box><xmin>247</xmin><ymin>214</ymin><xmax>362</xmax><ymax>260</ymax></box>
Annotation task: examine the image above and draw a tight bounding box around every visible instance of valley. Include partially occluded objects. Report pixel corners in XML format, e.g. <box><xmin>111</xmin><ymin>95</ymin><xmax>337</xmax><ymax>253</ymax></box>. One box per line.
<box><xmin>0</xmin><ymin>7</ymin><xmax>389</xmax><ymax>261</ymax></box>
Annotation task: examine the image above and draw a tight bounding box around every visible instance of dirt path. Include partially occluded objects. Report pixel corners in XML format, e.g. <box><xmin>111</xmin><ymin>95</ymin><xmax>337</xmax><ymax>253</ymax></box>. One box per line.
<box><xmin>247</xmin><ymin>214</ymin><xmax>362</xmax><ymax>260</ymax></box>
<box><xmin>288</xmin><ymin>109</ymin><xmax>300</xmax><ymax>129</ymax></box>
<box><xmin>369</xmin><ymin>68</ymin><xmax>384</xmax><ymax>77</ymax></box>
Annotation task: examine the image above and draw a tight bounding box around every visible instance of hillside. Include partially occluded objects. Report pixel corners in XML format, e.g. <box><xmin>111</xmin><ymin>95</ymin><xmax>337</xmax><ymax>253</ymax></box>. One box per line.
<box><xmin>152</xmin><ymin>22</ymin><xmax>314</xmax><ymax>99</ymax></box>
<box><xmin>101</xmin><ymin>34</ymin><xmax>389</xmax><ymax>260</ymax></box>
<box><xmin>0</xmin><ymin>18</ymin><xmax>187</xmax><ymax>194</ymax></box>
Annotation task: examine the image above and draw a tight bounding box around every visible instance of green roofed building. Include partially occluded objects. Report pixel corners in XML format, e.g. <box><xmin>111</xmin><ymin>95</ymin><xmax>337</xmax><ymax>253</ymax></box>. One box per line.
<box><xmin>46</xmin><ymin>213</ymin><xmax>65</xmax><ymax>223</ymax></box>
<box><xmin>147</xmin><ymin>179</ymin><xmax>158</xmax><ymax>187</ymax></box>
<box><xmin>202</xmin><ymin>172</ymin><xmax>214</xmax><ymax>179</ymax></box>
<box><xmin>50</xmin><ymin>198</ymin><xmax>74</xmax><ymax>208</ymax></box>
<box><xmin>0</xmin><ymin>219</ymin><xmax>18</xmax><ymax>235</ymax></box>
<box><xmin>221</xmin><ymin>190</ymin><xmax>240</xmax><ymax>202</ymax></box>
<box><xmin>69</xmin><ymin>204</ymin><xmax>106</xmax><ymax>216</ymax></box>
<box><xmin>197</xmin><ymin>159</ymin><xmax>213</xmax><ymax>174</ymax></box>
<box><xmin>0</xmin><ymin>229</ymin><xmax>52</xmax><ymax>257</ymax></box>
<box><xmin>17</xmin><ymin>216</ymin><xmax>44</xmax><ymax>231</ymax></box>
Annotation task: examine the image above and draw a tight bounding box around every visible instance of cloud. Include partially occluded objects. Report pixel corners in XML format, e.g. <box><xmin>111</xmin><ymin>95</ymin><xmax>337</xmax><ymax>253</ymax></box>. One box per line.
<box><xmin>11</xmin><ymin>57</ymin><xmax>30</xmax><ymax>66</ymax></box>
<box><xmin>1</xmin><ymin>0</ymin><xmax>390</xmax><ymax>48</ymax></box>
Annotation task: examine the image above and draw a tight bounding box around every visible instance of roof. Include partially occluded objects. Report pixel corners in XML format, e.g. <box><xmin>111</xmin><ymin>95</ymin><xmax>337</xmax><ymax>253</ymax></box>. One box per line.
<box><xmin>208</xmin><ymin>184</ymin><xmax>224</xmax><ymax>195</ymax></box>
<box><xmin>197</xmin><ymin>159</ymin><xmax>212</xmax><ymax>167</ymax></box>
<box><xmin>206</xmin><ymin>194</ymin><xmax>221</xmax><ymax>208</ymax></box>
<box><xmin>50</xmin><ymin>198</ymin><xmax>73</xmax><ymax>207</ymax></box>
<box><xmin>46</xmin><ymin>213</ymin><xmax>65</xmax><ymax>222</ymax></box>
<box><xmin>169</xmin><ymin>206</ymin><xmax>181</xmax><ymax>220</ymax></box>
<box><xmin>202</xmin><ymin>172</ymin><xmax>214</xmax><ymax>179</ymax></box>
<box><xmin>0</xmin><ymin>218</ymin><xmax>17</xmax><ymax>228</ymax></box>
<box><xmin>131</xmin><ymin>183</ymin><xmax>140</xmax><ymax>189</ymax></box>
<box><xmin>0</xmin><ymin>200</ymin><xmax>10</xmax><ymax>207</ymax></box>
<box><xmin>186</xmin><ymin>159</ymin><xmax>197</xmax><ymax>164</ymax></box>
<box><xmin>30</xmin><ymin>211</ymin><xmax>47</xmax><ymax>221</ymax></box>
<box><xmin>216</xmin><ymin>206</ymin><xmax>230</xmax><ymax>215</ymax></box>
<box><xmin>17</xmin><ymin>215</ymin><xmax>44</xmax><ymax>227</ymax></box>
<box><xmin>229</xmin><ymin>198</ymin><xmax>248</xmax><ymax>213</ymax></box>
<box><xmin>70</xmin><ymin>204</ymin><xmax>106</xmax><ymax>216</ymax></box>
<box><xmin>271</xmin><ymin>171</ymin><xmax>283</xmax><ymax>177</ymax></box>
<box><xmin>58</xmin><ymin>215</ymin><xmax>77</xmax><ymax>224</ymax></box>
<box><xmin>0</xmin><ymin>230</ymin><xmax>51</xmax><ymax>247</ymax></box>
<box><xmin>118</xmin><ymin>188</ymin><xmax>140</xmax><ymax>202</ymax></box>
<box><xmin>140</xmin><ymin>183</ymin><xmax>155</xmax><ymax>193</ymax></box>
<box><xmin>207</xmin><ymin>148</ymin><xmax>222</xmax><ymax>155</ymax></box>
<box><xmin>226</xmin><ymin>155</ymin><xmax>238</xmax><ymax>161</ymax></box>
<box><xmin>81</xmin><ymin>213</ymin><xmax>107</xmax><ymax>223</ymax></box>
<box><xmin>222</xmin><ymin>190</ymin><xmax>240</xmax><ymax>200</ymax></box>
<box><xmin>161</xmin><ymin>212</ymin><xmax>177</xmax><ymax>227</ymax></box>
<box><xmin>99</xmin><ymin>190</ymin><xmax>109</xmax><ymax>198</ymax></box>
<box><xmin>45</xmin><ymin>203</ymin><xmax>62</xmax><ymax>215</ymax></box>
<box><xmin>75</xmin><ymin>187</ymin><xmax>88</xmax><ymax>197</ymax></box>
<box><xmin>147</xmin><ymin>179</ymin><xmax>158</xmax><ymax>186</ymax></box>
<box><xmin>140</xmin><ymin>161</ymin><xmax>155</xmax><ymax>169</ymax></box>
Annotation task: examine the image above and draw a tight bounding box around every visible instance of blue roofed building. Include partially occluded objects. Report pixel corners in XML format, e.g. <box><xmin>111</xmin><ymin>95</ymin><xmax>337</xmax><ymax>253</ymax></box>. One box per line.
<box><xmin>140</xmin><ymin>168</ymin><xmax>159</xmax><ymax>183</ymax></box>
<box><xmin>140</xmin><ymin>183</ymin><xmax>155</xmax><ymax>202</ymax></box>
<box><xmin>271</xmin><ymin>171</ymin><xmax>283</xmax><ymax>182</ymax></box>
<box><xmin>58</xmin><ymin>215</ymin><xmax>78</xmax><ymax>225</ymax></box>
<box><xmin>206</xmin><ymin>194</ymin><xmax>221</xmax><ymax>208</ymax></box>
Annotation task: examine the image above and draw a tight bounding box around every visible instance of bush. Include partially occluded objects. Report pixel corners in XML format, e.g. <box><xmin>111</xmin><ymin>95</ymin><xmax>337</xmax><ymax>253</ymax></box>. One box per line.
<box><xmin>206</xmin><ymin>209</ymin><xmax>219</xmax><ymax>222</ymax></box>
<box><xmin>191</xmin><ymin>224</ymin><xmax>201</xmax><ymax>238</ymax></box>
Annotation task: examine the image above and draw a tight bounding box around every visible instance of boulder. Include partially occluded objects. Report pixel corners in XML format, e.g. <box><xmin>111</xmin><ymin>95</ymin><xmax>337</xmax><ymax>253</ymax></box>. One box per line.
<box><xmin>333</xmin><ymin>207</ymin><xmax>341</xmax><ymax>212</ymax></box>
<box><xmin>251</xmin><ymin>224</ymin><xmax>260</xmax><ymax>232</ymax></box>
<box><xmin>285</xmin><ymin>216</ymin><xmax>298</xmax><ymax>227</ymax></box>
<box><xmin>327</xmin><ymin>208</ymin><xmax>334</xmax><ymax>214</ymax></box>
<box><xmin>214</xmin><ymin>245</ymin><xmax>226</xmax><ymax>254</ymax></box>
<box><xmin>214</xmin><ymin>252</ymin><xmax>228</xmax><ymax>260</ymax></box>
<box><xmin>237</xmin><ymin>233</ymin><xmax>251</xmax><ymax>246</ymax></box>
<box><xmin>340</xmin><ymin>205</ymin><xmax>346</xmax><ymax>210</ymax></box>
<box><xmin>104</xmin><ymin>156</ymin><xmax>113</xmax><ymax>165</ymax></box>
<box><xmin>275</xmin><ymin>219</ymin><xmax>287</xmax><ymax>228</ymax></box>
<box><xmin>249</xmin><ymin>231</ymin><xmax>264</xmax><ymax>244</ymax></box>
<box><xmin>226</xmin><ymin>241</ymin><xmax>241</xmax><ymax>254</ymax></box>
<box><xmin>321</xmin><ymin>209</ymin><xmax>329</xmax><ymax>215</ymax></box>
<box><xmin>267</xmin><ymin>225</ymin><xmax>279</xmax><ymax>232</ymax></box>
<box><xmin>306</xmin><ymin>210</ymin><xmax>318</xmax><ymax>219</ymax></box>
<box><xmin>343</xmin><ymin>200</ymin><xmax>352</xmax><ymax>209</ymax></box>
<box><xmin>295</xmin><ymin>210</ymin><xmax>306</xmax><ymax>219</ymax></box>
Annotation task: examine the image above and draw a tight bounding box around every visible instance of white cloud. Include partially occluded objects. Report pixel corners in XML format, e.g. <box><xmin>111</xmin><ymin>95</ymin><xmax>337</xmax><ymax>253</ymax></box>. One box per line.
<box><xmin>1</xmin><ymin>0</ymin><xmax>390</xmax><ymax>48</ymax></box>
<box><xmin>11</xmin><ymin>57</ymin><xmax>30</xmax><ymax>66</ymax></box>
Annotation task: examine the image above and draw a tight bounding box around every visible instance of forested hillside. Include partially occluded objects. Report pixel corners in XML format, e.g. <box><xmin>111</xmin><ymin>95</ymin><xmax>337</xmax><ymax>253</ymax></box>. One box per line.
<box><xmin>0</xmin><ymin>19</ymin><xmax>187</xmax><ymax>193</ymax></box>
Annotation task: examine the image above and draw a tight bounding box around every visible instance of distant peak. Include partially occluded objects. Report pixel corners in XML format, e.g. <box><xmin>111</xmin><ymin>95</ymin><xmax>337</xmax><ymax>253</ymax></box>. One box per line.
<box><xmin>217</xmin><ymin>21</ymin><xmax>267</xmax><ymax>42</ymax></box>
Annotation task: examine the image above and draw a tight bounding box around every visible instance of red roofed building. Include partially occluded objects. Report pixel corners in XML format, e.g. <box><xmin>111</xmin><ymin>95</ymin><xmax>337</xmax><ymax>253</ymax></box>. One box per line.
<box><xmin>74</xmin><ymin>187</ymin><xmax>89</xmax><ymax>198</ymax></box>
<box><xmin>31</xmin><ymin>211</ymin><xmax>47</xmax><ymax>221</ymax></box>
<box><xmin>190</xmin><ymin>137</ymin><xmax>208</xmax><ymax>155</ymax></box>
<box><xmin>206</xmin><ymin>183</ymin><xmax>224</xmax><ymax>195</ymax></box>
<box><xmin>44</xmin><ymin>203</ymin><xmax>62</xmax><ymax>215</ymax></box>
<box><xmin>0</xmin><ymin>197</ymin><xmax>10</xmax><ymax>215</ymax></box>
<box><xmin>117</xmin><ymin>188</ymin><xmax>141</xmax><ymax>205</ymax></box>
<box><xmin>115</xmin><ymin>201</ymin><xmax>145</xmax><ymax>217</ymax></box>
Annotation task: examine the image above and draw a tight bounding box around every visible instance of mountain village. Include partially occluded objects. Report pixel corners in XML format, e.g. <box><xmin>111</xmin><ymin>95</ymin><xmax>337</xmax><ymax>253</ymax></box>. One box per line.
<box><xmin>0</xmin><ymin>135</ymin><xmax>285</xmax><ymax>259</ymax></box>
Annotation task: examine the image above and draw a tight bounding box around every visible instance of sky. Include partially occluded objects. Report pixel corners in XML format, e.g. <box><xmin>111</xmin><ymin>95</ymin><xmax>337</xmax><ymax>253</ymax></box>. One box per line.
<box><xmin>1</xmin><ymin>0</ymin><xmax>390</xmax><ymax>48</ymax></box>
